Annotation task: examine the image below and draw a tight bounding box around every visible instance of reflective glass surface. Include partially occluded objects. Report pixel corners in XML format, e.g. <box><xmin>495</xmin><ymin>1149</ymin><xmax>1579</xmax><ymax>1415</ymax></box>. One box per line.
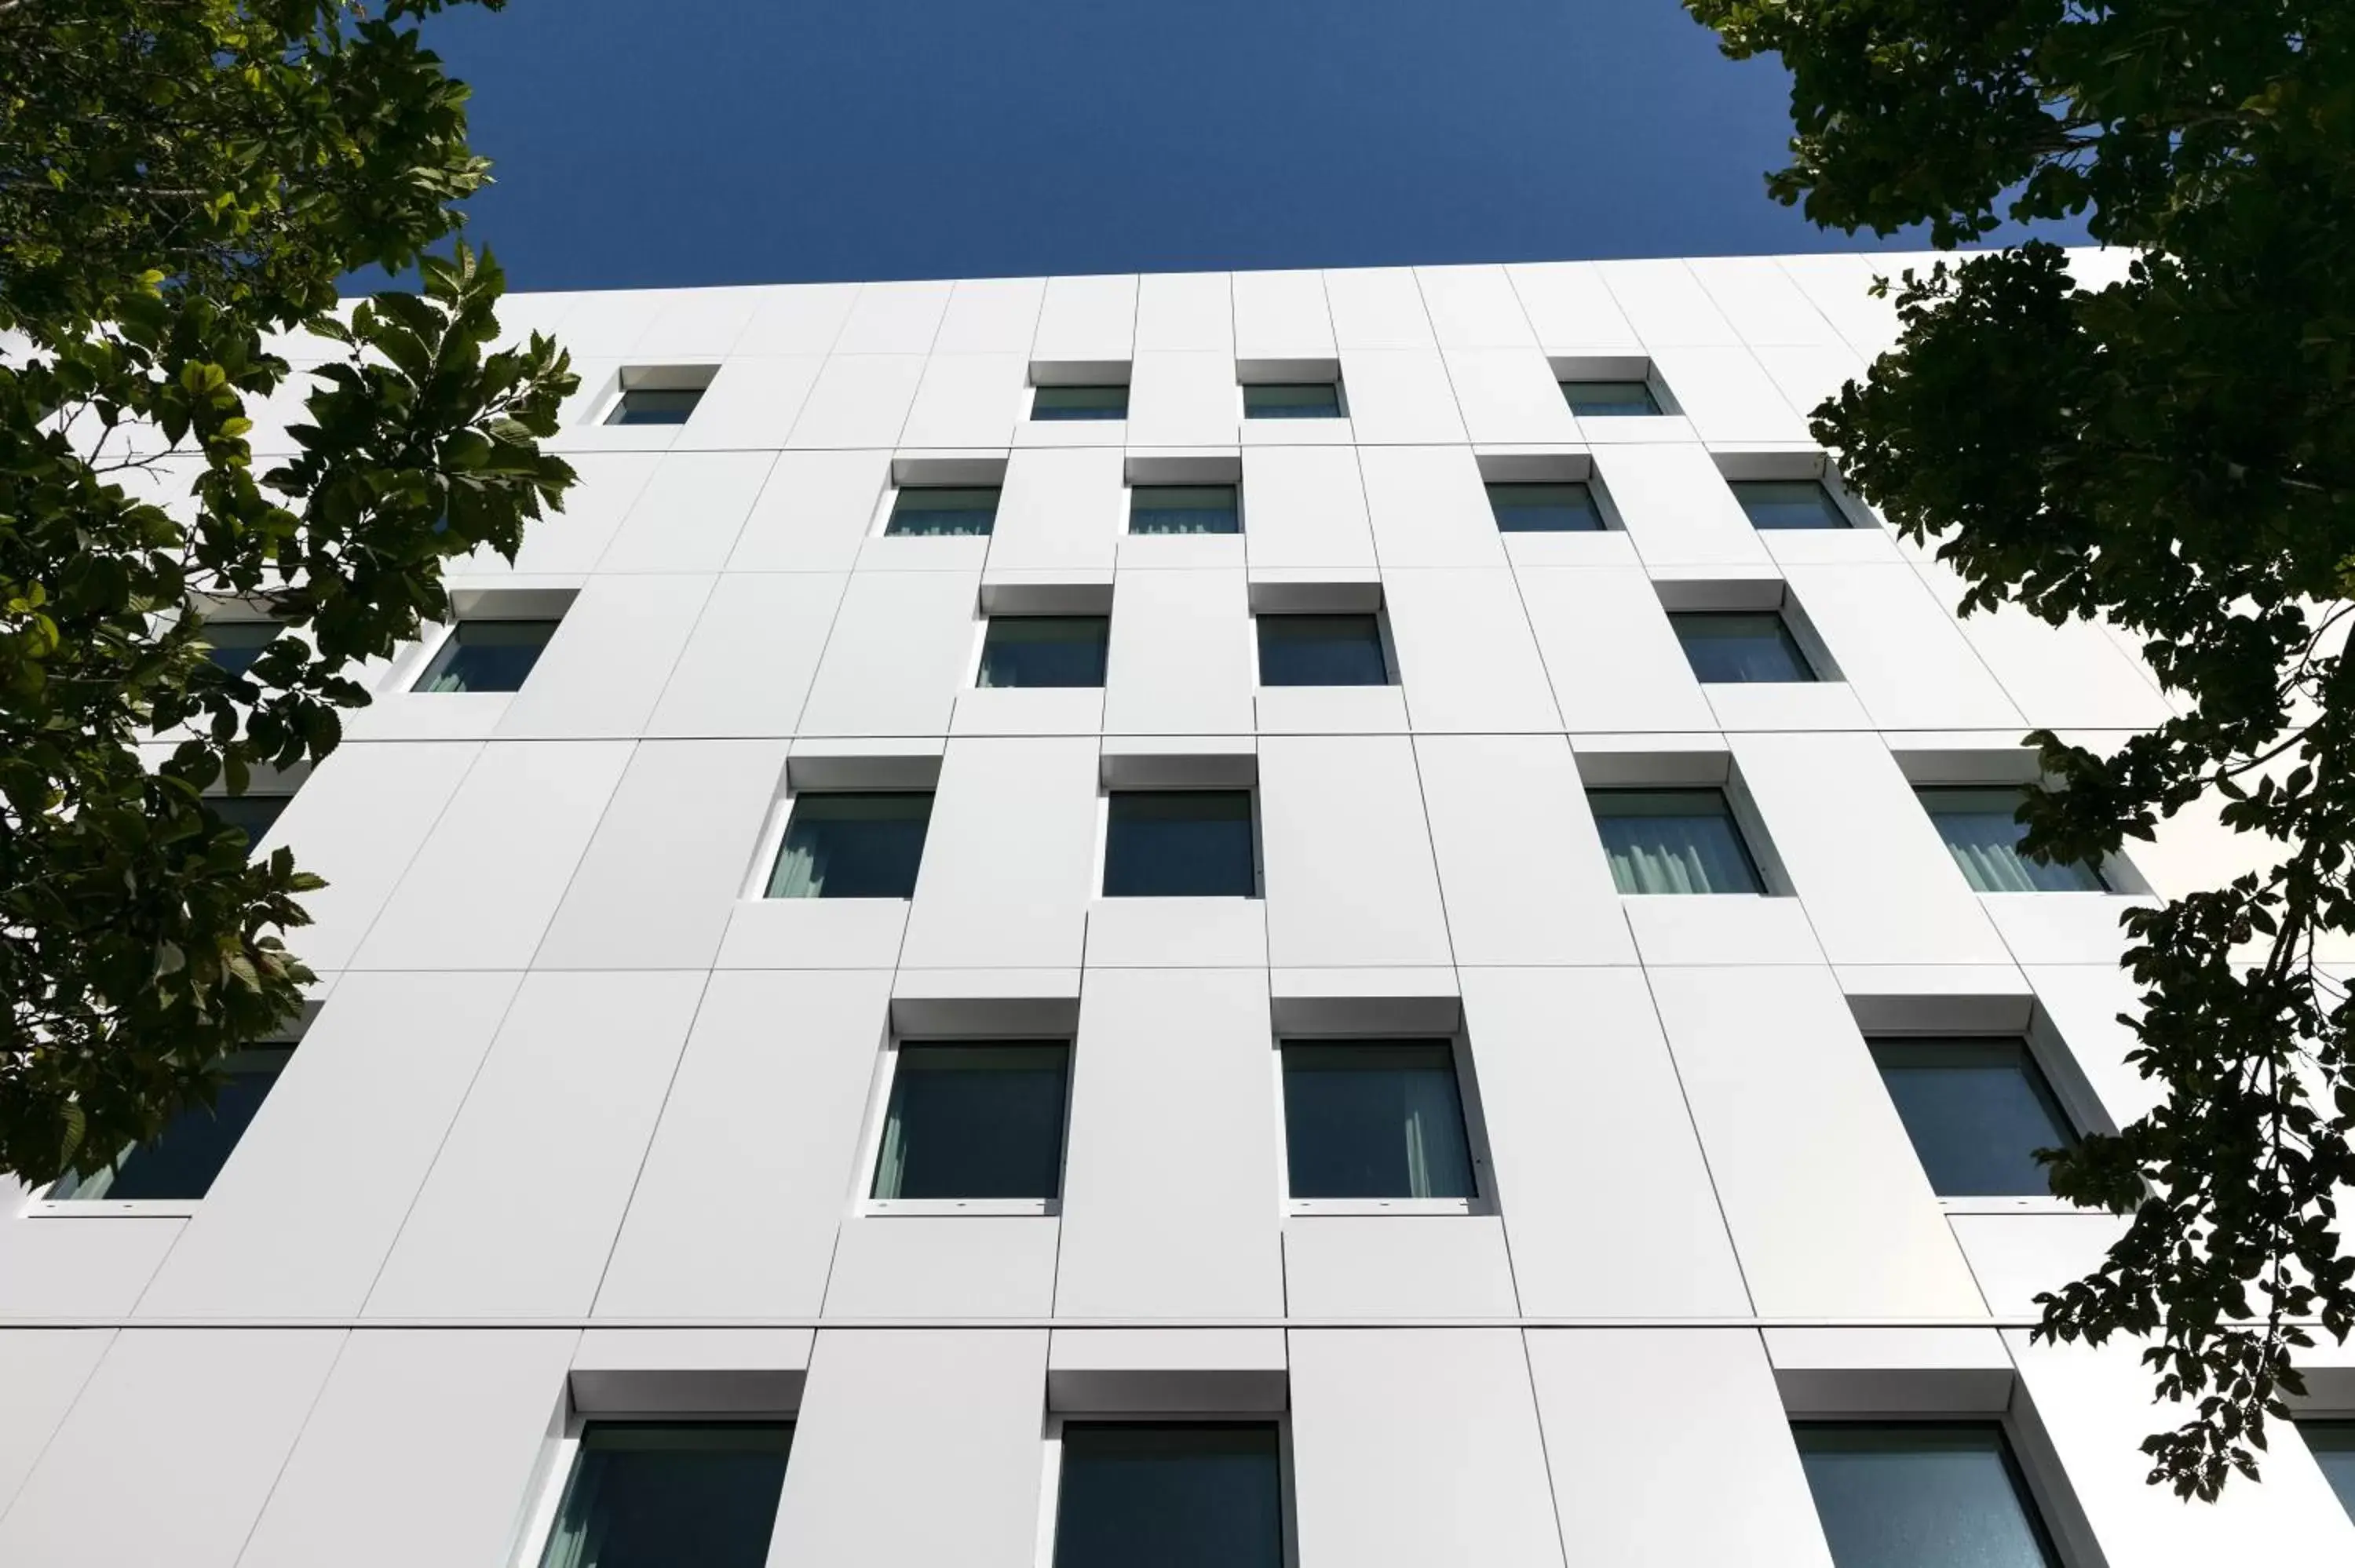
<box><xmin>201</xmin><ymin>621</ymin><xmax>281</xmax><ymax>678</ymax></box>
<box><xmin>413</xmin><ymin>619</ymin><xmax>559</xmax><ymax>693</ymax></box>
<box><xmin>1130</xmin><ymin>484</ymin><xmax>1240</xmax><ymax>536</ymax></box>
<box><xmin>1670</xmin><ymin>612</ymin><xmax>1816</xmax><ymax>683</ymax></box>
<box><xmin>1733</xmin><ymin>479</ymin><xmax>1851</xmax><ymax>531</ymax></box>
<box><xmin>605</xmin><ymin>386</ymin><xmax>703</xmax><ymax>426</ymax></box>
<box><xmin>1919</xmin><ymin>788</ymin><xmax>2109</xmax><ymax>894</ymax></box>
<box><xmin>1256</xmin><ymin>613</ymin><xmax>1389</xmax><ymax>687</ymax></box>
<box><xmin>210</xmin><ymin>793</ymin><xmax>290</xmax><ymax>851</ymax></box>
<box><xmin>873</xmin><ymin>1044</ymin><xmax>1069</xmax><ymax>1200</ymax></box>
<box><xmin>1102</xmin><ymin>791</ymin><xmax>1255</xmax><ymax>897</ymax></box>
<box><xmin>1243</xmin><ymin>382</ymin><xmax>1342</xmax><ymax>419</ymax></box>
<box><xmin>1053</xmin><ymin>1424</ymin><xmax>1284</xmax><ymax>1568</ymax></box>
<box><xmin>50</xmin><ymin>1048</ymin><xmax>292</xmax><ymax>1202</ymax></box>
<box><xmin>536</xmin><ymin>1424</ymin><xmax>792</xmax><ymax>1568</ymax></box>
<box><xmin>1589</xmin><ymin>789</ymin><xmax>1763</xmax><ymax>895</ymax></box>
<box><xmin>767</xmin><ymin>793</ymin><xmax>934</xmax><ymax>899</ymax></box>
<box><xmin>1559</xmin><ymin>380</ymin><xmax>1661</xmax><ymax>416</ymax></box>
<box><xmin>1283</xmin><ymin>1041</ymin><xmax>1476</xmax><ymax>1200</ymax></box>
<box><xmin>1795</xmin><ymin>1424</ymin><xmax>2061</xmax><ymax>1568</ymax></box>
<box><xmin>1486</xmin><ymin>481</ymin><xmax>1604</xmax><ymax>533</ymax></box>
<box><xmin>885</xmin><ymin>486</ymin><xmax>1001</xmax><ymax>537</ymax></box>
<box><xmin>977</xmin><ymin>616</ymin><xmax>1110</xmax><ymax>688</ymax></box>
<box><xmin>2301</xmin><ymin>1422</ymin><xmax>2355</xmax><ymax>1525</ymax></box>
<box><xmin>1031</xmin><ymin>385</ymin><xmax>1129</xmax><ymax>421</ymax></box>
<box><xmin>1871</xmin><ymin>1038</ymin><xmax>2076</xmax><ymax>1197</ymax></box>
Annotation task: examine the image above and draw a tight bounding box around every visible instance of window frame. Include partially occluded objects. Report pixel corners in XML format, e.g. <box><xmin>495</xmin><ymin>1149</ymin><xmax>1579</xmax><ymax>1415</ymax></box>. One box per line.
<box><xmin>27</xmin><ymin>1044</ymin><xmax>298</xmax><ymax>1220</ymax></box>
<box><xmin>1666</xmin><ymin>609</ymin><xmax>1820</xmax><ymax>684</ymax></box>
<box><xmin>1271</xmin><ymin>1032</ymin><xmax>1494</xmax><ymax>1217</ymax></box>
<box><xmin>855</xmin><ymin>1036</ymin><xmax>1077</xmax><ymax>1218</ymax></box>
<box><xmin>1790</xmin><ymin>1417</ymin><xmax>2078</xmax><ymax>1568</ymax></box>
<box><xmin>510</xmin><ymin>1409</ymin><xmax>798</xmax><ymax>1568</ymax></box>
<box><xmin>969</xmin><ymin>613</ymin><xmax>1114</xmax><ymax>691</ymax></box>
<box><xmin>406</xmin><ymin>615</ymin><xmax>564</xmax><ymax>695</ymax></box>
<box><xmin>1866</xmin><ymin>1034</ymin><xmax>2085</xmax><ymax>1211</ymax></box>
<box><xmin>1727</xmin><ymin>474</ymin><xmax>1864</xmax><ymax>532</ymax></box>
<box><xmin>1028</xmin><ymin>382</ymin><xmax>1131</xmax><ymax>422</ymax></box>
<box><xmin>1916</xmin><ymin>785</ymin><xmax>2120</xmax><ymax>895</ymax></box>
<box><xmin>878</xmin><ymin>482</ymin><xmax>1004</xmax><ymax>539</ymax></box>
<box><xmin>1240</xmin><ymin>379</ymin><xmax>1346</xmax><ymax>421</ymax></box>
<box><xmin>1251</xmin><ymin>610</ymin><xmax>1397</xmax><ymax>689</ymax></box>
<box><xmin>593</xmin><ymin>365</ymin><xmax>720</xmax><ymax>428</ymax></box>
<box><xmin>1096</xmin><ymin>786</ymin><xmax>1265</xmax><ymax>900</ymax></box>
<box><xmin>746</xmin><ymin>787</ymin><xmax>937</xmax><ymax>902</ymax></box>
<box><xmin>1035</xmin><ymin>1414</ymin><xmax>1300</xmax><ymax>1568</ymax></box>
<box><xmin>1557</xmin><ymin>376</ymin><xmax>1668</xmax><ymax>418</ymax></box>
<box><xmin>1127</xmin><ymin>481</ymin><xmax>1244</xmax><ymax>538</ymax></box>
<box><xmin>1586</xmin><ymin>785</ymin><xmax>1774</xmax><ymax>897</ymax></box>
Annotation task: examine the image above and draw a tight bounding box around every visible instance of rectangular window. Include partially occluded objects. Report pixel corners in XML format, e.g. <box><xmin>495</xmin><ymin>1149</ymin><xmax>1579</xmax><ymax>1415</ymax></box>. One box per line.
<box><xmin>412</xmin><ymin>618</ymin><xmax>560</xmax><ymax>694</ymax></box>
<box><xmin>1130</xmin><ymin>484</ymin><xmax>1240</xmax><ymax>536</ymax></box>
<box><xmin>210</xmin><ymin>793</ymin><xmax>291</xmax><ymax>851</ymax></box>
<box><xmin>1243</xmin><ymin>381</ymin><xmax>1342</xmax><ymax>420</ymax></box>
<box><xmin>1795</xmin><ymin>1423</ymin><xmax>2062</xmax><ymax>1568</ymax></box>
<box><xmin>1919</xmin><ymin>787</ymin><xmax>2109</xmax><ymax>894</ymax></box>
<box><xmin>872</xmin><ymin>1043</ymin><xmax>1069</xmax><ymax>1202</ymax></box>
<box><xmin>1031</xmin><ymin>385</ymin><xmax>1129</xmax><ymax>421</ymax></box>
<box><xmin>605</xmin><ymin>386</ymin><xmax>705</xmax><ymax>426</ymax></box>
<box><xmin>49</xmin><ymin>1047</ymin><xmax>293</xmax><ymax>1202</ymax></box>
<box><xmin>200</xmin><ymin>621</ymin><xmax>280</xmax><ymax>678</ymax></box>
<box><xmin>535</xmin><ymin>1423</ymin><xmax>792</xmax><ymax>1568</ymax></box>
<box><xmin>2300</xmin><ymin>1422</ymin><xmax>2355</xmax><ymax>1525</ymax></box>
<box><xmin>1103</xmin><ymin>790</ymin><xmax>1256</xmax><ymax>898</ymax></box>
<box><xmin>1669</xmin><ymin>611</ymin><xmax>1816</xmax><ymax>684</ymax></box>
<box><xmin>1560</xmin><ymin>379</ymin><xmax>1661</xmax><ymax>417</ymax></box>
<box><xmin>1870</xmin><ymin>1038</ymin><xmax>2077</xmax><ymax>1198</ymax></box>
<box><xmin>765</xmin><ymin>793</ymin><xmax>934</xmax><ymax>899</ymax></box>
<box><xmin>1052</xmin><ymin>1424</ymin><xmax>1284</xmax><ymax>1568</ymax></box>
<box><xmin>1589</xmin><ymin>788</ymin><xmax>1764</xmax><ymax>895</ymax></box>
<box><xmin>977</xmin><ymin>616</ymin><xmax>1110</xmax><ymax>689</ymax></box>
<box><xmin>885</xmin><ymin>486</ymin><xmax>1000</xmax><ymax>537</ymax></box>
<box><xmin>1282</xmin><ymin>1041</ymin><xmax>1477</xmax><ymax>1202</ymax></box>
<box><xmin>1256</xmin><ymin>613</ymin><xmax>1389</xmax><ymax>687</ymax></box>
<box><xmin>1486</xmin><ymin>481</ymin><xmax>1604</xmax><ymax>534</ymax></box>
<box><xmin>1733</xmin><ymin>479</ymin><xmax>1851</xmax><ymax>531</ymax></box>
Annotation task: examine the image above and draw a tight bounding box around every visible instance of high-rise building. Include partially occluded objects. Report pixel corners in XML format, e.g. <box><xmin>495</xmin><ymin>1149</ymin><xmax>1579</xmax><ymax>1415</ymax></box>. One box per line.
<box><xmin>5</xmin><ymin>255</ymin><xmax>2351</xmax><ymax>1566</ymax></box>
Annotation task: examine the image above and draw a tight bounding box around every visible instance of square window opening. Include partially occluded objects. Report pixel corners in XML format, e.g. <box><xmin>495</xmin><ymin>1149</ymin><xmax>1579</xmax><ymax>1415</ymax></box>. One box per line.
<box><xmin>872</xmin><ymin>1042</ymin><xmax>1071</xmax><ymax>1202</ymax></box>
<box><xmin>1255</xmin><ymin>613</ymin><xmax>1390</xmax><ymax>687</ymax></box>
<box><xmin>1282</xmin><ymin>1040</ymin><xmax>1477</xmax><ymax>1203</ymax></box>
<box><xmin>1031</xmin><ymin>384</ymin><xmax>1130</xmax><ymax>421</ymax></box>
<box><xmin>1130</xmin><ymin>484</ymin><xmax>1240</xmax><ymax>537</ymax></box>
<box><xmin>1589</xmin><ymin>787</ymin><xmax>1765</xmax><ymax>895</ymax></box>
<box><xmin>1870</xmin><ymin>1037</ymin><xmax>2079</xmax><ymax>1198</ymax></box>
<box><xmin>1670</xmin><ymin>611</ymin><xmax>1817</xmax><ymax>684</ymax></box>
<box><xmin>885</xmin><ymin>485</ymin><xmax>1001</xmax><ymax>538</ymax></box>
<box><xmin>1051</xmin><ymin>1422</ymin><xmax>1286</xmax><ymax>1568</ymax></box>
<box><xmin>48</xmin><ymin>1046</ymin><xmax>294</xmax><ymax>1202</ymax></box>
<box><xmin>535</xmin><ymin>1421</ymin><xmax>794</xmax><ymax>1568</ymax></box>
<box><xmin>605</xmin><ymin>385</ymin><xmax>707</xmax><ymax>426</ymax></box>
<box><xmin>412</xmin><ymin>618</ymin><xmax>560</xmax><ymax>694</ymax></box>
<box><xmin>766</xmin><ymin>792</ymin><xmax>934</xmax><ymax>899</ymax></box>
<box><xmin>1733</xmin><ymin>479</ymin><xmax>1853</xmax><ymax>531</ymax></box>
<box><xmin>1560</xmin><ymin>379</ymin><xmax>1662</xmax><ymax>418</ymax></box>
<box><xmin>1486</xmin><ymin>481</ymin><xmax>1605</xmax><ymax>534</ymax></box>
<box><xmin>1794</xmin><ymin>1422</ymin><xmax>2063</xmax><ymax>1568</ymax></box>
<box><xmin>1919</xmin><ymin>787</ymin><xmax>2109</xmax><ymax>894</ymax></box>
<box><xmin>1103</xmin><ymin>790</ymin><xmax>1257</xmax><ymax>899</ymax></box>
<box><xmin>977</xmin><ymin>616</ymin><xmax>1110</xmax><ymax>689</ymax></box>
<box><xmin>1243</xmin><ymin>381</ymin><xmax>1342</xmax><ymax>420</ymax></box>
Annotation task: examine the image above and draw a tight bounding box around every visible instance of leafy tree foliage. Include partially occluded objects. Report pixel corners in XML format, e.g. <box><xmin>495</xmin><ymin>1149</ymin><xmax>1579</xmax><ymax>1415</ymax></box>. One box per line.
<box><xmin>0</xmin><ymin>2</ymin><xmax>575</xmax><ymax>1188</ymax></box>
<box><xmin>1685</xmin><ymin>0</ymin><xmax>2354</xmax><ymax>1499</ymax></box>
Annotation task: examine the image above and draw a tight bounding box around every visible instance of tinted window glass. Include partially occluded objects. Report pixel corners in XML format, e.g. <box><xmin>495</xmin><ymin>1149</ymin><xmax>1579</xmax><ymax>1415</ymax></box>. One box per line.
<box><xmin>886</xmin><ymin>486</ymin><xmax>1000</xmax><ymax>537</ymax></box>
<box><xmin>1560</xmin><ymin>380</ymin><xmax>1661</xmax><ymax>416</ymax></box>
<box><xmin>210</xmin><ymin>793</ymin><xmax>290</xmax><ymax>850</ymax></box>
<box><xmin>537</xmin><ymin>1424</ymin><xmax>792</xmax><ymax>1568</ymax></box>
<box><xmin>767</xmin><ymin>793</ymin><xmax>934</xmax><ymax>899</ymax></box>
<box><xmin>2301</xmin><ymin>1422</ymin><xmax>2355</xmax><ymax>1525</ymax></box>
<box><xmin>50</xmin><ymin>1048</ymin><xmax>292</xmax><ymax>1202</ymax></box>
<box><xmin>1486</xmin><ymin>481</ymin><xmax>1603</xmax><ymax>533</ymax></box>
<box><xmin>413</xmin><ymin>619</ymin><xmax>559</xmax><ymax>694</ymax></box>
<box><xmin>1670</xmin><ymin>612</ymin><xmax>1816</xmax><ymax>683</ymax></box>
<box><xmin>1053</xmin><ymin>1424</ymin><xmax>1283</xmax><ymax>1568</ymax></box>
<box><xmin>1589</xmin><ymin>789</ymin><xmax>1763</xmax><ymax>895</ymax></box>
<box><xmin>1256</xmin><ymin>614</ymin><xmax>1389</xmax><ymax>687</ymax></box>
<box><xmin>606</xmin><ymin>386</ymin><xmax>703</xmax><ymax>426</ymax></box>
<box><xmin>1131</xmin><ymin>484</ymin><xmax>1240</xmax><ymax>536</ymax></box>
<box><xmin>1871</xmin><ymin>1039</ymin><xmax>2076</xmax><ymax>1197</ymax></box>
<box><xmin>1920</xmin><ymin>787</ymin><xmax>2109</xmax><ymax>893</ymax></box>
<box><xmin>200</xmin><ymin>621</ymin><xmax>280</xmax><ymax>678</ymax></box>
<box><xmin>1733</xmin><ymin>480</ymin><xmax>1851</xmax><ymax>531</ymax></box>
<box><xmin>1283</xmin><ymin>1041</ymin><xmax>1476</xmax><ymax>1200</ymax></box>
<box><xmin>1795</xmin><ymin>1424</ymin><xmax>2061</xmax><ymax>1568</ymax></box>
<box><xmin>1031</xmin><ymin>385</ymin><xmax>1129</xmax><ymax>421</ymax></box>
<box><xmin>873</xmin><ymin>1045</ymin><xmax>1069</xmax><ymax>1201</ymax></box>
<box><xmin>977</xmin><ymin>616</ymin><xmax>1110</xmax><ymax>688</ymax></box>
<box><xmin>1243</xmin><ymin>382</ymin><xmax>1341</xmax><ymax>419</ymax></box>
<box><xmin>1103</xmin><ymin>791</ymin><xmax>1255</xmax><ymax>897</ymax></box>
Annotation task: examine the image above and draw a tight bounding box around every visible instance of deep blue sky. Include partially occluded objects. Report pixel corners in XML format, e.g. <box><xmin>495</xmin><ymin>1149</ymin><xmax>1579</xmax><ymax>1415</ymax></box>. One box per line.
<box><xmin>428</xmin><ymin>0</ymin><xmax>2071</xmax><ymax>290</ymax></box>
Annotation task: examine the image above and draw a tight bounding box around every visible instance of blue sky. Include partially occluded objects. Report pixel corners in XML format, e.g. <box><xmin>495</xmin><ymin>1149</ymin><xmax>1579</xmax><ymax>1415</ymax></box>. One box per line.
<box><xmin>429</xmin><ymin>0</ymin><xmax>2074</xmax><ymax>290</ymax></box>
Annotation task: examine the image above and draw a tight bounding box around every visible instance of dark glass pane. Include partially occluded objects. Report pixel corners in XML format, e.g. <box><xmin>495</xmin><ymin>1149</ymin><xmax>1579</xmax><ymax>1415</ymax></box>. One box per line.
<box><xmin>201</xmin><ymin>621</ymin><xmax>281</xmax><ymax>678</ymax></box>
<box><xmin>1560</xmin><ymin>380</ymin><xmax>1661</xmax><ymax>417</ymax></box>
<box><xmin>1589</xmin><ymin>789</ymin><xmax>1763</xmax><ymax>895</ymax></box>
<box><xmin>210</xmin><ymin>793</ymin><xmax>290</xmax><ymax>850</ymax></box>
<box><xmin>1734</xmin><ymin>480</ymin><xmax>1851</xmax><ymax>531</ymax></box>
<box><xmin>1243</xmin><ymin>382</ymin><xmax>1341</xmax><ymax>419</ymax></box>
<box><xmin>1795</xmin><ymin>1424</ymin><xmax>2061</xmax><ymax>1568</ymax></box>
<box><xmin>1256</xmin><ymin>614</ymin><xmax>1389</xmax><ymax>687</ymax></box>
<box><xmin>978</xmin><ymin>617</ymin><xmax>1110</xmax><ymax>688</ymax></box>
<box><xmin>1283</xmin><ymin>1042</ymin><xmax>1476</xmax><ymax>1200</ymax></box>
<box><xmin>2302</xmin><ymin>1422</ymin><xmax>2355</xmax><ymax>1525</ymax></box>
<box><xmin>1032</xmin><ymin>385</ymin><xmax>1129</xmax><ymax>421</ymax></box>
<box><xmin>1919</xmin><ymin>788</ymin><xmax>2109</xmax><ymax>894</ymax></box>
<box><xmin>886</xmin><ymin>486</ymin><xmax>1000</xmax><ymax>537</ymax></box>
<box><xmin>874</xmin><ymin>1045</ymin><xmax>1069</xmax><ymax>1200</ymax></box>
<box><xmin>413</xmin><ymin>619</ymin><xmax>560</xmax><ymax>694</ymax></box>
<box><xmin>1670</xmin><ymin>612</ymin><xmax>1816</xmax><ymax>683</ymax></box>
<box><xmin>606</xmin><ymin>387</ymin><xmax>703</xmax><ymax>426</ymax></box>
<box><xmin>1103</xmin><ymin>791</ymin><xmax>1255</xmax><ymax>897</ymax></box>
<box><xmin>1131</xmin><ymin>485</ymin><xmax>1240</xmax><ymax>536</ymax></box>
<box><xmin>1486</xmin><ymin>482</ymin><xmax>1603</xmax><ymax>534</ymax></box>
<box><xmin>1053</xmin><ymin>1424</ymin><xmax>1283</xmax><ymax>1568</ymax></box>
<box><xmin>539</xmin><ymin>1424</ymin><xmax>792</xmax><ymax>1568</ymax></box>
<box><xmin>768</xmin><ymin>793</ymin><xmax>934</xmax><ymax>899</ymax></box>
<box><xmin>1871</xmin><ymin>1038</ymin><xmax>2076</xmax><ymax>1197</ymax></box>
<box><xmin>53</xmin><ymin>1050</ymin><xmax>292</xmax><ymax>1202</ymax></box>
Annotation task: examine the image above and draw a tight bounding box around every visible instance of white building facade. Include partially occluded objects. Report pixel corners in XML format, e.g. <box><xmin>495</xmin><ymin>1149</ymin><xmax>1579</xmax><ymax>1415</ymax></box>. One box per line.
<box><xmin>4</xmin><ymin>253</ymin><xmax>2353</xmax><ymax>1566</ymax></box>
